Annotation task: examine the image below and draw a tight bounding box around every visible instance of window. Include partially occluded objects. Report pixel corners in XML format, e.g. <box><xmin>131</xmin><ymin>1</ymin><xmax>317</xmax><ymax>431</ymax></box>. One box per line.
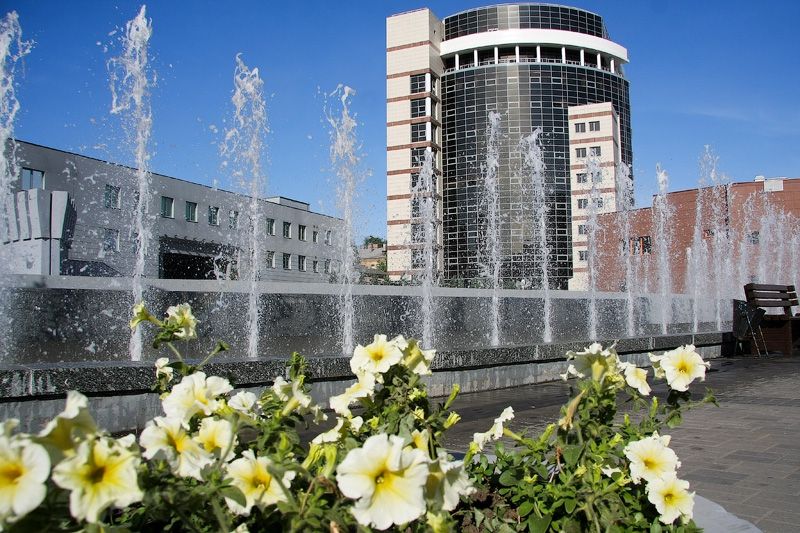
<box><xmin>574</xmin><ymin>122</ymin><xmax>586</xmax><ymax>133</ymax></box>
<box><xmin>283</xmin><ymin>221</ymin><xmax>292</xmax><ymax>238</ymax></box>
<box><xmin>590</xmin><ymin>146</ymin><xmax>601</xmax><ymax>156</ymax></box>
<box><xmin>575</xmin><ymin>147</ymin><xmax>587</xmax><ymax>158</ymax></box>
<box><xmin>20</xmin><ymin>168</ymin><xmax>44</xmax><ymax>189</ymax></box>
<box><xmin>312</xmin><ymin>230</ymin><xmax>319</xmax><ymax>243</ymax></box>
<box><xmin>411</xmin><ymin>198</ymin><xmax>421</xmax><ymax>218</ymax></box>
<box><xmin>325</xmin><ymin>230</ymin><xmax>332</xmax><ymax>245</ymax></box>
<box><xmin>229</xmin><ymin>210</ymin><xmax>239</xmax><ymax>229</ymax></box>
<box><xmin>299</xmin><ymin>225</ymin><xmax>307</xmax><ymax>241</ymax></box>
<box><xmin>576</xmin><ymin>173</ymin><xmax>587</xmax><ymax>184</ymax></box>
<box><xmin>104</xmin><ymin>184</ymin><xmax>120</xmax><ymax>209</ymax></box>
<box><xmin>589</xmin><ymin>121</ymin><xmax>600</xmax><ymax>132</ymax></box>
<box><xmin>185</xmin><ymin>201</ymin><xmax>198</xmax><ymax>222</ymax></box>
<box><xmin>411</xmin><ymin>250</ymin><xmax>425</xmax><ymax>269</ymax></box>
<box><xmin>324</xmin><ymin>259</ymin><xmax>331</xmax><ymax>274</ymax></box>
<box><xmin>266</xmin><ymin>218</ymin><xmax>275</xmax><ymax>235</ymax></box>
<box><xmin>411</xmin><ymin>173</ymin><xmax>420</xmax><ymax>189</ymax></box>
<box><xmin>577</xmin><ymin>198</ymin><xmax>588</xmax><ymax>209</ymax></box>
<box><xmin>298</xmin><ymin>255</ymin><xmax>307</xmax><ymax>272</ymax></box>
<box><xmin>578</xmin><ymin>224</ymin><xmax>587</xmax><ymax>235</ymax></box>
<box><xmin>629</xmin><ymin>236</ymin><xmax>653</xmax><ymax>254</ymax></box>
<box><xmin>282</xmin><ymin>253</ymin><xmax>291</xmax><ymax>270</ymax></box>
<box><xmin>266</xmin><ymin>251</ymin><xmax>275</xmax><ymax>268</ymax></box>
<box><xmin>411</xmin><ymin>123</ymin><xmax>426</xmax><ymax>142</ymax></box>
<box><xmin>208</xmin><ymin>206</ymin><xmax>219</xmax><ymax>226</ymax></box>
<box><xmin>410</xmin><ymin>73</ymin><xmax>426</xmax><ymax>94</ymax></box>
<box><xmin>161</xmin><ymin>196</ymin><xmax>174</xmax><ymax>218</ymax></box>
<box><xmin>411</xmin><ymin>147</ymin><xmax>428</xmax><ymax>167</ymax></box>
<box><xmin>595</xmin><ymin>198</ymin><xmax>604</xmax><ymax>208</ymax></box>
<box><xmin>578</xmin><ymin>250</ymin><xmax>588</xmax><ymax>261</ymax></box>
<box><xmin>748</xmin><ymin>231</ymin><xmax>760</xmax><ymax>245</ymax></box>
<box><xmin>312</xmin><ymin>260</ymin><xmax>319</xmax><ymax>273</ymax></box>
<box><xmin>410</xmin><ymin>98</ymin><xmax>426</xmax><ymax>118</ymax></box>
<box><xmin>102</xmin><ymin>228</ymin><xmax>119</xmax><ymax>252</ymax></box>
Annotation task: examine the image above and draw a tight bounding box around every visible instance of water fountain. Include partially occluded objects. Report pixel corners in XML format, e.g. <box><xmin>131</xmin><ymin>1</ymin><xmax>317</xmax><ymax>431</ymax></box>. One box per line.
<box><xmin>519</xmin><ymin>128</ymin><xmax>551</xmax><ymax>342</ymax></box>
<box><xmin>584</xmin><ymin>155</ymin><xmax>603</xmax><ymax>340</ymax></box>
<box><xmin>326</xmin><ymin>86</ymin><xmax>361</xmax><ymax>356</ymax></box>
<box><xmin>480</xmin><ymin>111</ymin><xmax>502</xmax><ymax>346</ymax></box>
<box><xmin>107</xmin><ymin>6</ymin><xmax>154</xmax><ymax>361</ymax></box>
<box><xmin>616</xmin><ymin>163</ymin><xmax>636</xmax><ymax>336</ymax></box>
<box><xmin>653</xmin><ymin>165</ymin><xmax>673</xmax><ymax>334</ymax></box>
<box><xmin>220</xmin><ymin>54</ymin><xmax>269</xmax><ymax>359</ymax></box>
<box><xmin>412</xmin><ymin>148</ymin><xmax>437</xmax><ymax>348</ymax></box>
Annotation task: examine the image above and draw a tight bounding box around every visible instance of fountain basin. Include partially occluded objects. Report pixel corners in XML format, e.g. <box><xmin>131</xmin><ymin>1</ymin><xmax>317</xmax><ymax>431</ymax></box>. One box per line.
<box><xmin>0</xmin><ymin>331</ymin><xmax>727</xmax><ymax>433</ymax></box>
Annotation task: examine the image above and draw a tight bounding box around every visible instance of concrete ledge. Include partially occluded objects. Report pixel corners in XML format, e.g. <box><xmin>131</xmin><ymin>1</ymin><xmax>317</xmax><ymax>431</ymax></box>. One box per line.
<box><xmin>0</xmin><ymin>332</ymin><xmax>726</xmax><ymax>433</ymax></box>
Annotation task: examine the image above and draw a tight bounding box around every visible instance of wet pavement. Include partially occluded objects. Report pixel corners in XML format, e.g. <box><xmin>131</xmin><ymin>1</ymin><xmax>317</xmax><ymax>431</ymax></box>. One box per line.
<box><xmin>443</xmin><ymin>355</ymin><xmax>800</xmax><ymax>533</ymax></box>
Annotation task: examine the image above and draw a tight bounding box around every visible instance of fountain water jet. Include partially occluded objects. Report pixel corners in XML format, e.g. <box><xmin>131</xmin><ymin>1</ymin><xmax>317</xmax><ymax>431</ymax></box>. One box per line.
<box><xmin>0</xmin><ymin>11</ymin><xmax>31</xmax><ymax>360</ymax></box>
<box><xmin>107</xmin><ymin>6</ymin><xmax>153</xmax><ymax>361</ymax></box>
<box><xmin>220</xmin><ymin>54</ymin><xmax>269</xmax><ymax>359</ymax></box>
<box><xmin>616</xmin><ymin>163</ymin><xmax>636</xmax><ymax>336</ymax></box>
<box><xmin>480</xmin><ymin>111</ymin><xmax>502</xmax><ymax>346</ymax></box>
<box><xmin>327</xmin><ymin>86</ymin><xmax>361</xmax><ymax>356</ymax></box>
<box><xmin>519</xmin><ymin>128</ymin><xmax>551</xmax><ymax>342</ymax></box>
<box><xmin>653</xmin><ymin>165</ymin><xmax>673</xmax><ymax>334</ymax></box>
<box><xmin>412</xmin><ymin>148</ymin><xmax>437</xmax><ymax>348</ymax></box>
<box><xmin>584</xmin><ymin>155</ymin><xmax>603</xmax><ymax>340</ymax></box>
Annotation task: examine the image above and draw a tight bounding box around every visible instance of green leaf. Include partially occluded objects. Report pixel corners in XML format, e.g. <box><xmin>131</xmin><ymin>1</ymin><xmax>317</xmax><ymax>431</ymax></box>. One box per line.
<box><xmin>499</xmin><ymin>469</ymin><xmax>519</xmax><ymax>486</ymax></box>
<box><xmin>564</xmin><ymin>498</ymin><xmax>576</xmax><ymax>514</ymax></box>
<box><xmin>220</xmin><ymin>486</ymin><xmax>246</xmax><ymax>508</ymax></box>
<box><xmin>666</xmin><ymin>411</ymin><xmax>682</xmax><ymax>428</ymax></box>
<box><xmin>562</xmin><ymin>444</ymin><xmax>583</xmax><ymax>466</ymax></box>
<box><xmin>526</xmin><ymin>514</ymin><xmax>552</xmax><ymax>533</ymax></box>
<box><xmin>518</xmin><ymin>500</ymin><xmax>535</xmax><ymax>517</ymax></box>
<box><xmin>650</xmin><ymin>520</ymin><xmax>663</xmax><ymax>533</ymax></box>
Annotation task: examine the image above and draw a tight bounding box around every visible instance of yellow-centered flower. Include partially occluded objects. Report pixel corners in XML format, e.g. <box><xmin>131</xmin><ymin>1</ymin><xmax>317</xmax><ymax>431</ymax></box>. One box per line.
<box><xmin>51</xmin><ymin>436</ymin><xmax>143</xmax><ymax>524</ymax></box>
<box><xmin>623</xmin><ymin>432</ymin><xmax>680</xmax><ymax>484</ymax></box>
<box><xmin>647</xmin><ymin>473</ymin><xmax>694</xmax><ymax>524</ymax></box>
<box><xmin>224</xmin><ymin>450</ymin><xmax>296</xmax><ymax>516</ymax></box>
<box><xmin>336</xmin><ymin>434</ymin><xmax>429</xmax><ymax>530</ymax></box>
<box><xmin>164</xmin><ymin>303</ymin><xmax>198</xmax><ymax>340</ymax></box>
<box><xmin>0</xmin><ymin>424</ymin><xmax>50</xmax><ymax>526</ymax></box>
<box><xmin>139</xmin><ymin>416</ymin><xmax>213</xmax><ymax>480</ymax></box>
<box><xmin>659</xmin><ymin>345</ymin><xmax>709</xmax><ymax>392</ymax></box>
<box><xmin>350</xmin><ymin>334</ymin><xmax>404</xmax><ymax>376</ymax></box>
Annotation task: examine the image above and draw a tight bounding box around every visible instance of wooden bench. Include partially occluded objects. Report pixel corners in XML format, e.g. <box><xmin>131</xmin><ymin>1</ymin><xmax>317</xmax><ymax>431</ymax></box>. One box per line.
<box><xmin>744</xmin><ymin>283</ymin><xmax>800</xmax><ymax>356</ymax></box>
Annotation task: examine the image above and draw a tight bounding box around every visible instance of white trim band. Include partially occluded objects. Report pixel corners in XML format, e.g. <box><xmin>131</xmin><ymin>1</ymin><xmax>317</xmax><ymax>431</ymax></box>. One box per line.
<box><xmin>440</xmin><ymin>28</ymin><xmax>628</xmax><ymax>63</ymax></box>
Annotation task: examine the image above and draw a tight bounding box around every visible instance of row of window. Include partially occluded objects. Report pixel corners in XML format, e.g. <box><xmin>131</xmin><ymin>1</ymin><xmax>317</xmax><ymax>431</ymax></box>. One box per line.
<box><xmin>576</xmin><ymin>198</ymin><xmax>604</xmax><ymax>209</ymax></box>
<box><xmin>574</xmin><ymin>121</ymin><xmax>600</xmax><ymax>133</ymax></box>
<box><xmin>575</xmin><ymin>146</ymin><xmax>601</xmax><ymax>158</ymax></box>
<box><xmin>265</xmin><ymin>252</ymin><xmax>332</xmax><ymax>273</ymax></box>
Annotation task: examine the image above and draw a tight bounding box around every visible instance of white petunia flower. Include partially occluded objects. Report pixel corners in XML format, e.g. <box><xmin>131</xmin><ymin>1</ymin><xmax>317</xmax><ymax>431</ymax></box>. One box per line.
<box><xmin>229</xmin><ymin>391</ymin><xmax>258</xmax><ymax>414</ymax></box>
<box><xmin>623</xmin><ymin>432</ymin><xmax>680</xmax><ymax>484</ymax></box>
<box><xmin>52</xmin><ymin>436</ymin><xmax>143</xmax><ymax>523</ymax></box>
<box><xmin>425</xmin><ymin>453</ymin><xmax>475</xmax><ymax>512</ymax></box>
<box><xmin>195</xmin><ymin>417</ymin><xmax>237</xmax><ymax>462</ymax></box>
<box><xmin>336</xmin><ymin>434</ymin><xmax>429</xmax><ymax>530</ymax></box>
<box><xmin>155</xmin><ymin>357</ymin><xmax>174</xmax><ymax>381</ymax></box>
<box><xmin>224</xmin><ymin>450</ymin><xmax>296</xmax><ymax>516</ymax></box>
<box><xmin>350</xmin><ymin>334</ymin><xmax>405</xmax><ymax>376</ymax></box>
<box><xmin>659</xmin><ymin>345</ymin><xmax>710</xmax><ymax>392</ymax></box>
<box><xmin>38</xmin><ymin>391</ymin><xmax>98</xmax><ymax>455</ymax></box>
<box><xmin>139</xmin><ymin>416</ymin><xmax>213</xmax><ymax>480</ymax></box>
<box><xmin>647</xmin><ymin>473</ymin><xmax>694</xmax><ymax>524</ymax></box>
<box><xmin>401</xmin><ymin>339</ymin><xmax>436</xmax><ymax>376</ymax></box>
<box><xmin>564</xmin><ymin>343</ymin><xmax>619</xmax><ymax>382</ymax></box>
<box><xmin>619</xmin><ymin>362</ymin><xmax>651</xmax><ymax>396</ymax></box>
<box><xmin>0</xmin><ymin>427</ymin><xmax>50</xmax><ymax>526</ymax></box>
<box><xmin>165</xmin><ymin>303</ymin><xmax>199</xmax><ymax>340</ymax></box>
<box><xmin>329</xmin><ymin>372</ymin><xmax>376</xmax><ymax>417</ymax></box>
<box><xmin>162</xmin><ymin>372</ymin><xmax>232</xmax><ymax>423</ymax></box>
<box><xmin>471</xmin><ymin>406</ymin><xmax>515</xmax><ymax>452</ymax></box>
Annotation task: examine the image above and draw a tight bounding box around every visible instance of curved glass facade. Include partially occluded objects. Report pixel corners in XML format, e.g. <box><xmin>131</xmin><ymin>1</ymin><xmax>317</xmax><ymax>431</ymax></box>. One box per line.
<box><xmin>444</xmin><ymin>4</ymin><xmax>608</xmax><ymax>41</ymax></box>
<box><xmin>439</xmin><ymin>6</ymin><xmax>631</xmax><ymax>287</ymax></box>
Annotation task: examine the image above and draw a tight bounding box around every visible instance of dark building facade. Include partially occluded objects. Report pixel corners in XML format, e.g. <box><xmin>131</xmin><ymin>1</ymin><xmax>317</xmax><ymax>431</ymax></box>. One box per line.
<box><xmin>387</xmin><ymin>4</ymin><xmax>632</xmax><ymax>288</ymax></box>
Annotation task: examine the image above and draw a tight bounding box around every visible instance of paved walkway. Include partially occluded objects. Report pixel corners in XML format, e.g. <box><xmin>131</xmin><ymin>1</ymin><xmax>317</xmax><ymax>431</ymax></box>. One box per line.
<box><xmin>443</xmin><ymin>355</ymin><xmax>800</xmax><ymax>533</ymax></box>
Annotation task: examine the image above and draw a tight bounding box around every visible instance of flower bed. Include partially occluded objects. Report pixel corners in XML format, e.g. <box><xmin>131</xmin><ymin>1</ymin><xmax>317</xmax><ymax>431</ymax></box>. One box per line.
<box><xmin>0</xmin><ymin>303</ymin><xmax>715</xmax><ymax>531</ymax></box>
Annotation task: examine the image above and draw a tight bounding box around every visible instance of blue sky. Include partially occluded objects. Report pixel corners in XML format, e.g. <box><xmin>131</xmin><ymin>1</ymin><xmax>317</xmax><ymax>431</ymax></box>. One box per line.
<box><xmin>6</xmin><ymin>1</ymin><xmax>800</xmax><ymax>239</ymax></box>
